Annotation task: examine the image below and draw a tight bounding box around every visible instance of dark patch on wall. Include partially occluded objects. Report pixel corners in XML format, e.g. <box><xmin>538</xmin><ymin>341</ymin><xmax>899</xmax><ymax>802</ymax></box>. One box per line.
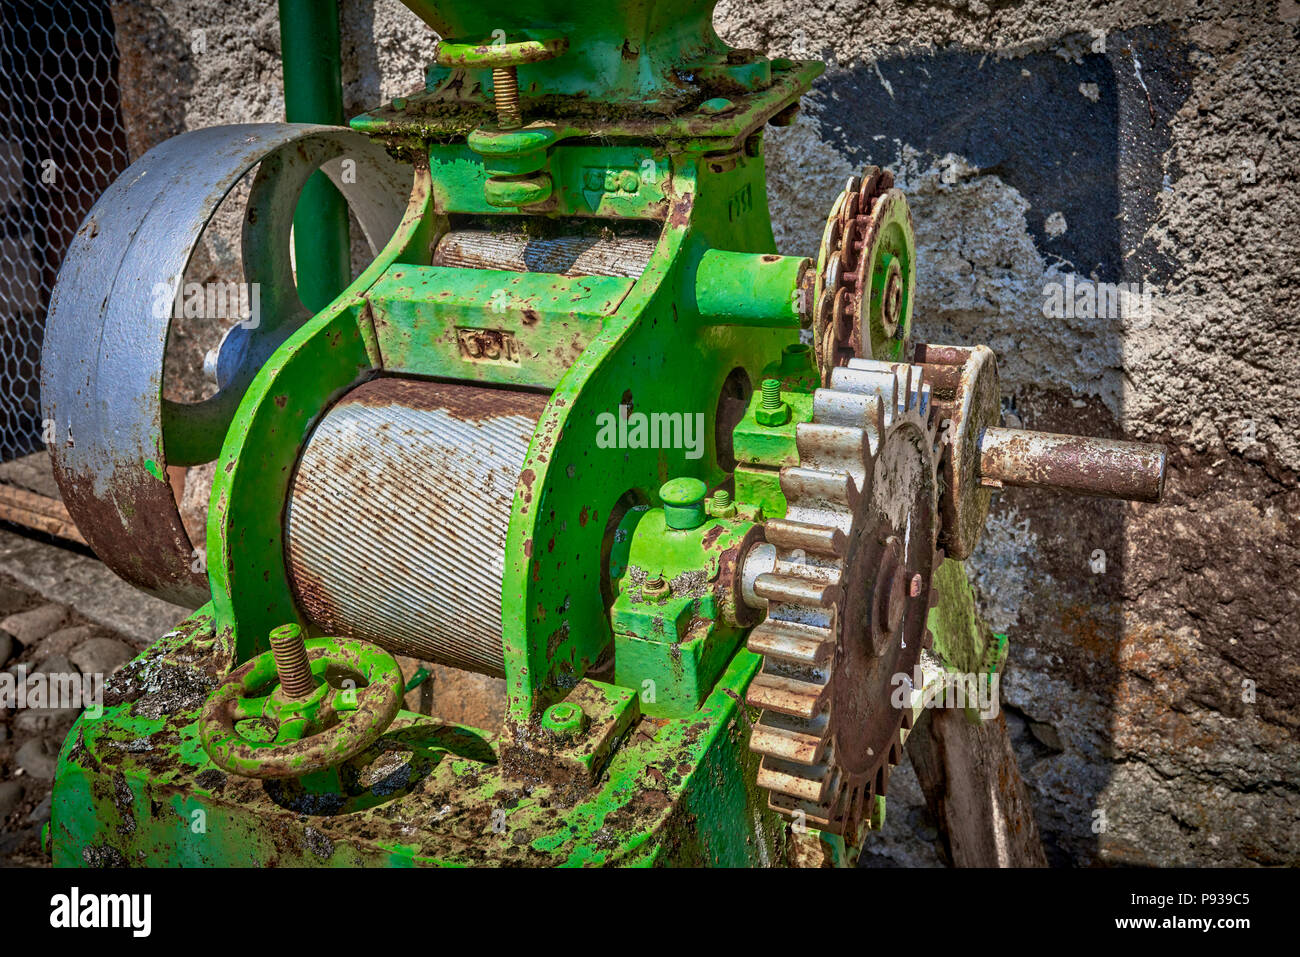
<box><xmin>815</xmin><ymin>26</ymin><xmax>1192</xmax><ymax>284</ymax></box>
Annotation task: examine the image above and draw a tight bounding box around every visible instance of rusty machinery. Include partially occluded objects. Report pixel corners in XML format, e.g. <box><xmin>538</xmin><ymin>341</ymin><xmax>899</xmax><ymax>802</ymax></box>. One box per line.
<box><xmin>38</xmin><ymin>0</ymin><xmax>1165</xmax><ymax>865</ymax></box>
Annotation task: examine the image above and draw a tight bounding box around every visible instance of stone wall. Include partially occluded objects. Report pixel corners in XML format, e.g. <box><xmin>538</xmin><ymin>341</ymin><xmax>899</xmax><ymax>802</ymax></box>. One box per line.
<box><xmin>106</xmin><ymin>0</ymin><xmax>1299</xmax><ymax>865</ymax></box>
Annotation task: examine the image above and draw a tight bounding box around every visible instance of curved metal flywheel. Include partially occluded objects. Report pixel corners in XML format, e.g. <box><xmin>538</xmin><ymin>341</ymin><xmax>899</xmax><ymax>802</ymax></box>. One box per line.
<box><xmin>41</xmin><ymin>123</ymin><xmax>411</xmax><ymax>606</ymax></box>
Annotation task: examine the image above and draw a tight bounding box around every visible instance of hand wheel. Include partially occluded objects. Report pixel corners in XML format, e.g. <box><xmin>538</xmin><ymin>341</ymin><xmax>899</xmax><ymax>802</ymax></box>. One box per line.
<box><xmin>200</xmin><ymin>624</ymin><xmax>403</xmax><ymax>779</ymax></box>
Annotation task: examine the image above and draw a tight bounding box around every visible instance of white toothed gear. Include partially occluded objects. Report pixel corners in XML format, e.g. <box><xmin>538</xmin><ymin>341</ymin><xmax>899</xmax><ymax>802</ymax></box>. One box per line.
<box><xmin>747</xmin><ymin>359</ymin><xmax>940</xmax><ymax>838</ymax></box>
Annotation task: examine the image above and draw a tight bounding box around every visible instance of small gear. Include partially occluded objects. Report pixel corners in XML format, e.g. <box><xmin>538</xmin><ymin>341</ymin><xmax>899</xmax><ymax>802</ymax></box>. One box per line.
<box><xmin>746</xmin><ymin>358</ymin><xmax>940</xmax><ymax>837</ymax></box>
<box><xmin>912</xmin><ymin>342</ymin><xmax>1002</xmax><ymax>560</ymax></box>
<box><xmin>811</xmin><ymin>168</ymin><xmax>917</xmax><ymax>386</ymax></box>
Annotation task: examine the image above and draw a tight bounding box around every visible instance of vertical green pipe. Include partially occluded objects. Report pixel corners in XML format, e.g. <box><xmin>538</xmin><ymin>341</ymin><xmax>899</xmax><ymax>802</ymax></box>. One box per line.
<box><xmin>278</xmin><ymin>0</ymin><xmax>350</xmax><ymax>312</ymax></box>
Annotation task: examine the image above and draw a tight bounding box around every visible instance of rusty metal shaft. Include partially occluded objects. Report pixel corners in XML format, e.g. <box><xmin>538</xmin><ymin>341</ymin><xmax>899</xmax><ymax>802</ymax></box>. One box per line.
<box><xmin>492</xmin><ymin>66</ymin><xmax>522</xmax><ymax>129</ymax></box>
<box><xmin>269</xmin><ymin>623</ymin><xmax>316</xmax><ymax>699</ymax></box>
<box><xmin>977</xmin><ymin>426</ymin><xmax>1166</xmax><ymax>503</ymax></box>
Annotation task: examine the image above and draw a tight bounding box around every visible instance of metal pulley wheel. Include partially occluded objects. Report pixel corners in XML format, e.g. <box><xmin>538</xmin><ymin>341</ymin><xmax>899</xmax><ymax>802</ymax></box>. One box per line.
<box><xmin>811</xmin><ymin>168</ymin><xmax>916</xmax><ymax>385</ymax></box>
<box><xmin>41</xmin><ymin>123</ymin><xmax>411</xmax><ymax>606</ymax></box>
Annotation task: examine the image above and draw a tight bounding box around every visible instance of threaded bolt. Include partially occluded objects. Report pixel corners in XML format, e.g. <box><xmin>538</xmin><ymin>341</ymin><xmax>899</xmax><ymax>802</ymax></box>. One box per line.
<box><xmin>711</xmin><ymin>488</ymin><xmax>736</xmax><ymax>518</ymax></box>
<box><xmin>492</xmin><ymin>66</ymin><xmax>522</xmax><ymax>130</ymax></box>
<box><xmin>269</xmin><ymin>623</ymin><xmax>315</xmax><ymax>699</ymax></box>
<box><xmin>643</xmin><ymin>570</ymin><xmax>669</xmax><ymax>597</ymax></box>
<box><xmin>756</xmin><ymin>378</ymin><xmax>790</xmax><ymax>427</ymax></box>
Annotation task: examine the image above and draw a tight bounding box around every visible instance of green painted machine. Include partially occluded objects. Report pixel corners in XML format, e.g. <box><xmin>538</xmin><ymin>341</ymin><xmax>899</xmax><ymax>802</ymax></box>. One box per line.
<box><xmin>39</xmin><ymin>0</ymin><xmax>1167</xmax><ymax>866</ymax></box>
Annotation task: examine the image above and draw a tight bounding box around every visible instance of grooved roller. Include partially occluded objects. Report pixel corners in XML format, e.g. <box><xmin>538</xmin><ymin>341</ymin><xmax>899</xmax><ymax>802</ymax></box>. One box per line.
<box><xmin>284</xmin><ymin>377</ymin><xmax>547</xmax><ymax>677</ymax></box>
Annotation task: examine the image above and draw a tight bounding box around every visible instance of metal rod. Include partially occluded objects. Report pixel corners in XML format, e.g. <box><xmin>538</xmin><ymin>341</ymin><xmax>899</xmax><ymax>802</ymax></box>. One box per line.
<box><xmin>977</xmin><ymin>426</ymin><xmax>1166</xmax><ymax>503</ymax></box>
<box><xmin>278</xmin><ymin>0</ymin><xmax>350</xmax><ymax>312</ymax></box>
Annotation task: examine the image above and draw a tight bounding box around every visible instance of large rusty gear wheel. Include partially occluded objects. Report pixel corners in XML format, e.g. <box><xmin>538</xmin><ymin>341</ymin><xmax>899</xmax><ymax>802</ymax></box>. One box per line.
<box><xmin>746</xmin><ymin>358</ymin><xmax>939</xmax><ymax>837</ymax></box>
<box><xmin>811</xmin><ymin>168</ymin><xmax>917</xmax><ymax>386</ymax></box>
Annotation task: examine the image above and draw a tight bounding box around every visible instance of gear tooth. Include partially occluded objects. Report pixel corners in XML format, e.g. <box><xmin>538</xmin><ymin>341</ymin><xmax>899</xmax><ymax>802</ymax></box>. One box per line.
<box><xmin>780</xmin><ymin>465</ymin><xmax>862</xmax><ymax>513</ymax></box>
<box><xmin>753</xmin><ymin>572</ymin><xmax>839</xmax><ymax>609</ymax></box>
<box><xmin>746</xmin><ymin>672</ymin><xmax>829</xmax><ymax>719</ymax></box>
<box><xmin>751</xmin><ymin>718</ymin><xmax>830</xmax><ymax>766</ymax></box>
<box><xmin>748</xmin><ymin>619</ymin><xmax>835</xmax><ymax>665</ymax></box>
<box><xmin>896</xmin><ymin>364</ymin><xmax>913</xmax><ymax>412</ymax></box>
<box><xmin>758</xmin><ymin>755</ymin><xmax>833</xmax><ymax>804</ymax></box>
<box><xmin>764</xmin><ymin>518</ymin><xmax>846</xmax><ymax>558</ymax></box>
<box><xmin>768</xmin><ymin>791</ymin><xmax>836</xmax><ymax>831</ymax></box>
<box><xmin>828</xmin><ymin>365</ymin><xmax>874</xmax><ymax>391</ymax></box>
<box><xmin>812</xmin><ymin>387</ymin><xmax>879</xmax><ymax>433</ymax></box>
<box><xmin>917</xmin><ymin>379</ymin><xmax>931</xmax><ymax>417</ymax></box>
<box><xmin>796</xmin><ymin>422</ymin><xmax>871</xmax><ymax>476</ymax></box>
<box><xmin>831</xmin><ymin>364</ymin><xmax>898</xmax><ymax>407</ymax></box>
<box><xmin>869</xmin><ymin>394</ymin><xmax>885</xmax><ymax>447</ymax></box>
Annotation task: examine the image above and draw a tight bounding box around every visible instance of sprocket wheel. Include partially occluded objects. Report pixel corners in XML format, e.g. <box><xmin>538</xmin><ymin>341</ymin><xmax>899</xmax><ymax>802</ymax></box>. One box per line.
<box><xmin>746</xmin><ymin>359</ymin><xmax>939</xmax><ymax>838</ymax></box>
<box><xmin>811</xmin><ymin>168</ymin><xmax>917</xmax><ymax>385</ymax></box>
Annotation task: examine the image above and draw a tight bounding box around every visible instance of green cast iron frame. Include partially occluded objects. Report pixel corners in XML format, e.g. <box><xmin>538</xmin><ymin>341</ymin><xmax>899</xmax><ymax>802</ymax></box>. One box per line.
<box><xmin>48</xmin><ymin>1</ymin><xmax>1004</xmax><ymax>866</ymax></box>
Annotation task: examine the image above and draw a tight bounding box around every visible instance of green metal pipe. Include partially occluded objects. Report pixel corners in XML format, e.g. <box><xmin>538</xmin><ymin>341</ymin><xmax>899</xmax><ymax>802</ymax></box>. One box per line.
<box><xmin>695</xmin><ymin>249</ymin><xmax>808</xmax><ymax>327</ymax></box>
<box><xmin>278</xmin><ymin>0</ymin><xmax>350</xmax><ymax>313</ymax></box>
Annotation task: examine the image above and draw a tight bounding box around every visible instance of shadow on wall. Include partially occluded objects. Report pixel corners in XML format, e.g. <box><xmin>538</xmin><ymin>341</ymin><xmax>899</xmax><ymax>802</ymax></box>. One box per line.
<box><xmin>812</xmin><ymin>28</ymin><xmax>1191</xmax><ymax>864</ymax></box>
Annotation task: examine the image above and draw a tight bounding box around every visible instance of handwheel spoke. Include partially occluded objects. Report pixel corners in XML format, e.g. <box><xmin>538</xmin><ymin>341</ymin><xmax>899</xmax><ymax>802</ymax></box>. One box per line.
<box><xmin>275</xmin><ymin>716</ymin><xmax>311</xmax><ymax>743</ymax></box>
<box><xmin>333</xmin><ymin>684</ymin><xmax>361</xmax><ymax>713</ymax></box>
<box><xmin>233</xmin><ymin>694</ymin><xmax>270</xmax><ymax>722</ymax></box>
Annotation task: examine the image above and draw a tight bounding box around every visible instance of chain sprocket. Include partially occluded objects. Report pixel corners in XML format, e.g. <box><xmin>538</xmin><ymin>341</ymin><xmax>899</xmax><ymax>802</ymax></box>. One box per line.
<box><xmin>811</xmin><ymin>168</ymin><xmax>917</xmax><ymax>386</ymax></box>
<box><xmin>747</xmin><ymin>359</ymin><xmax>939</xmax><ymax>838</ymax></box>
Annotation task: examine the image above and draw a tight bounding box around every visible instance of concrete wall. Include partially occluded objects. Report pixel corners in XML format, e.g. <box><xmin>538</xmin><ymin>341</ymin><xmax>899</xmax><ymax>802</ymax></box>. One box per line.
<box><xmin>106</xmin><ymin>0</ymin><xmax>1298</xmax><ymax>865</ymax></box>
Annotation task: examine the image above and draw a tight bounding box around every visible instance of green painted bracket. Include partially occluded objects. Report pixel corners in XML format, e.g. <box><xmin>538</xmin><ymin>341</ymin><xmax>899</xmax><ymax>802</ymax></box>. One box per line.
<box><xmin>208</xmin><ymin>166</ymin><xmax>441</xmax><ymax>660</ymax></box>
<box><xmin>606</xmin><ymin>500</ymin><xmax>756</xmax><ymax>716</ymax></box>
<box><xmin>366</xmin><ymin>265</ymin><xmax>632</xmax><ymax>389</ymax></box>
<box><xmin>425</xmin><ymin>142</ymin><xmax>672</xmax><ymax>218</ymax></box>
<box><xmin>48</xmin><ymin>608</ymin><xmax>785</xmax><ymax>867</ymax></box>
<box><xmin>499</xmin><ymin>148</ymin><xmax>798</xmax><ymax>730</ymax></box>
<box><xmin>350</xmin><ymin>60</ymin><xmax>823</xmax><ymax>156</ymax></box>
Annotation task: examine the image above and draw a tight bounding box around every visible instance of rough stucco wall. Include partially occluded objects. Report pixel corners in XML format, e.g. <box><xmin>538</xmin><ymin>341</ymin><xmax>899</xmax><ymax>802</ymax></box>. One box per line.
<box><xmin>103</xmin><ymin>0</ymin><xmax>1299</xmax><ymax>865</ymax></box>
<box><xmin>718</xmin><ymin>0</ymin><xmax>1300</xmax><ymax>865</ymax></box>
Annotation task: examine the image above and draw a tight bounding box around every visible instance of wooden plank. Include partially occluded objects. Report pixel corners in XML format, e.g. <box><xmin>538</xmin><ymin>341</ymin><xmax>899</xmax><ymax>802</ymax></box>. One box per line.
<box><xmin>0</xmin><ymin>483</ymin><xmax>86</xmax><ymax>545</ymax></box>
<box><xmin>906</xmin><ymin>706</ymin><xmax>1048</xmax><ymax>867</ymax></box>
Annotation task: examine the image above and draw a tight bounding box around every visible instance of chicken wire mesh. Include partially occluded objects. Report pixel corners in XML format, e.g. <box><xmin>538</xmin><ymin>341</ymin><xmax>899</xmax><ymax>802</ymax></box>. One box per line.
<box><xmin>0</xmin><ymin>0</ymin><xmax>130</xmax><ymax>486</ymax></box>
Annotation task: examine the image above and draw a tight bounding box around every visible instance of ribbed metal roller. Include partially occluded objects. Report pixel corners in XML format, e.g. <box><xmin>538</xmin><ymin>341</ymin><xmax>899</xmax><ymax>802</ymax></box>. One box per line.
<box><xmin>432</xmin><ymin>228</ymin><xmax>656</xmax><ymax>278</ymax></box>
<box><xmin>284</xmin><ymin>377</ymin><xmax>548</xmax><ymax>677</ymax></box>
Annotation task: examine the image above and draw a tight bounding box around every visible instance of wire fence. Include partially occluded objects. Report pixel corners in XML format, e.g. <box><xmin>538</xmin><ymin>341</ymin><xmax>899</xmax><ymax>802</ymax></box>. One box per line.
<box><xmin>0</xmin><ymin>0</ymin><xmax>130</xmax><ymax>490</ymax></box>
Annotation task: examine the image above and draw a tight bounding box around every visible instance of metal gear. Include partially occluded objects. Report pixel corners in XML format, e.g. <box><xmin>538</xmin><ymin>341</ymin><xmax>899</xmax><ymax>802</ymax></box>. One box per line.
<box><xmin>810</xmin><ymin>168</ymin><xmax>917</xmax><ymax>385</ymax></box>
<box><xmin>746</xmin><ymin>358</ymin><xmax>939</xmax><ymax>837</ymax></box>
<box><xmin>913</xmin><ymin>342</ymin><xmax>1002</xmax><ymax>561</ymax></box>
